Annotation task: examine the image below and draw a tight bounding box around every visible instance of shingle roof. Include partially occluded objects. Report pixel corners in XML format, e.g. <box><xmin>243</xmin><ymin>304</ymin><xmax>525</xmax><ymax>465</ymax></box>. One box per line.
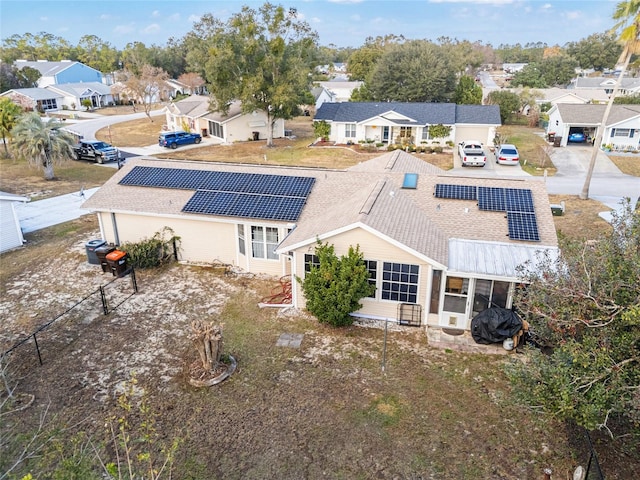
<box><xmin>14</xmin><ymin>60</ymin><xmax>79</xmax><ymax>76</ymax></box>
<box><xmin>47</xmin><ymin>82</ymin><xmax>112</xmax><ymax>96</ymax></box>
<box><xmin>1</xmin><ymin>88</ymin><xmax>62</xmax><ymax>100</ymax></box>
<box><xmin>315</xmin><ymin>102</ymin><xmax>500</xmax><ymax>126</ymax></box>
<box><xmin>167</xmin><ymin>96</ymin><xmax>244</xmax><ymax>122</ymax></box>
<box><xmin>555</xmin><ymin>103</ymin><xmax>640</xmax><ymax>125</ymax></box>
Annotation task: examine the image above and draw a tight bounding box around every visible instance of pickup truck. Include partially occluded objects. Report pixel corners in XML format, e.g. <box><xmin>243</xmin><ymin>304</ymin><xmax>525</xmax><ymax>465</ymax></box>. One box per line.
<box><xmin>458</xmin><ymin>141</ymin><xmax>487</xmax><ymax>167</ymax></box>
<box><xmin>73</xmin><ymin>140</ymin><xmax>120</xmax><ymax>163</ymax></box>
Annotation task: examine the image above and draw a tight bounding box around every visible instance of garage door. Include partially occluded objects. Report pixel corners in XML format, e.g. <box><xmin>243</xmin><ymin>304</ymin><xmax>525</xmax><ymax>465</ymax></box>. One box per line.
<box><xmin>455</xmin><ymin>126</ymin><xmax>492</xmax><ymax>146</ymax></box>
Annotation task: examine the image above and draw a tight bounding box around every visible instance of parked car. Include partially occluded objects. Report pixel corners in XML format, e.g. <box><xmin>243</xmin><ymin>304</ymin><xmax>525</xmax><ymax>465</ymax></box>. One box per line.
<box><xmin>568</xmin><ymin>132</ymin><xmax>586</xmax><ymax>143</ymax></box>
<box><xmin>495</xmin><ymin>144</ymin><xmax>520</xmax><ymax>166</ymax></box>
<box><xmin>457</xmin><ymin>141</ymin><xmax>486</xmax><ymax>167</ymax></box>
<box><xmin>158</xmin><ymin>131</ymin><xmax>202</xmax><ymax>149</ymax></box>
<box><xmin>73</xmin><ymin>140</ymin><xmax>119</xmax><ymax>163</ymax></box>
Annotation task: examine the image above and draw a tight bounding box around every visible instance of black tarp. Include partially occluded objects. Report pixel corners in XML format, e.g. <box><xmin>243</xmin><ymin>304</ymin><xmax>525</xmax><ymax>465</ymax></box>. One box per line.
<box><xmin>471</xmin><ymin>307</ymin><xmax>523</xmax><ymax>344</ymax></box>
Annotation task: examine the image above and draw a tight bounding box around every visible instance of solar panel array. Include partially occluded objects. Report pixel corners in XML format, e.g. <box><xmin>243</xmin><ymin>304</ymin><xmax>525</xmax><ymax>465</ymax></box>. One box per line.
<box><xmin>434</xmin><ymin>184</ymin><xmax>477</xmax><ymax>200</ymax></box>
<box><xmin>120</xmin><ymin>166</ymin><xmax>315</xmax><ymax>197</ymax></box>
<box><xmin>183</xmin><ymin>191</ymin><xmax>306</xmax><ymax>221</ymax></box>
<box><xmin>119</xmin><ymin>166</ymin><xmax>315</xmax><ymax>222</ymax></box>
<box><xmin>434</xmin><ymin>183</ymin><xmax>540</xmax><ymax>242</ymax></box>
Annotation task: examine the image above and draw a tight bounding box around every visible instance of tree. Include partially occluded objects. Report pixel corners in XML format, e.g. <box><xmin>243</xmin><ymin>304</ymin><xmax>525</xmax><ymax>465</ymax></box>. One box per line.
<box><xmin>188</xmin><ymin>4</ymin><xmax>318</xmax><ymax>147</ymax></box>
<box><xmin>566</xmin><ymin>33</ymin><xmax>623</xmax><ymax>71</ymax></box>
<box><xmin>428</xmin><ymin>124</ymin><xmax>452</xmax><ymax>142</ymax></box>
<box><xmin>453</xmin><ymin>75</ymin><xmax>483</xmax><ymax>105</ymax></box>
<box><xmin>511</xmin><ymin>56</ymin><xmax>578</xmax><ymax>88</ymax></box>
<box><xmin>0</xmin><ymin>97</ymin><xmax>22</xmax><ymax>157</ymax></box>
<box><xmin>177</xmin><ymin>72</ymin><xmax>205</xmax><ymax>95</ymax></box>
<box><xmin>76</xmin><ymin>34</ymin><xmax>118</xmax><ymax>73</ymax></box>
<box><xmin>581</xmin><ymin>0</ymin><xmax>640</xmax><ymax>200</ymax></box>
<box><xmin>367</xmin><ymin>40</ymin><xmax>456</xmax><ymax>102</ymax></box>
<box><xmin>506</xmin><ymin>200</ymin><xmax>640</xmax><ymax>439</ymax></box>
<box><xmin>313</xmin><ymin>120</ymin><xmax>330</xmax><ymax>141</ymax></box>
<box><xmin>11</xmin><ymin>112</ymin><xmax>75</xmax><ymax>180</ymax></box>
<box><xmin>485</xmin><ymin>90</ymin><xmax>520</xmax><ymax>124</ymax></box>
<box><xmin>116</xmin><ymin>64</ymin><xmax>170</xmax><ymax>121</ymax></box>
<box><xmin>300</xmin><ymin>241</ymin><xmax>374</xmax><ymax>327</ymax></box>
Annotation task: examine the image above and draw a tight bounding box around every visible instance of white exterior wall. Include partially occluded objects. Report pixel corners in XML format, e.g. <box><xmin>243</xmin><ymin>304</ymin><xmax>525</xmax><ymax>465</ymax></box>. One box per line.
<box><xmin>291</xmin><ymin>227</ymin><xmax>436</xmax><ymax>323</ymax></box>
<box><xmin>604</xmin><ymin>117</ymin><xmax>640</xmax><ymax>150</ymax></box>
<box><xmin>0</xmin><ymin>200</ymin><xmax>26</xmax><ymax>252</ymax></box>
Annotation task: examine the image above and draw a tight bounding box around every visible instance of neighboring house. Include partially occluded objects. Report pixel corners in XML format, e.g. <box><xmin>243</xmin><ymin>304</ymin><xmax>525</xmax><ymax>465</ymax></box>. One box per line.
<box><xmin>165</xmin><ymin>79</ymin><xmax>207</xmax><ymax>97</ymax></box>
<box><xmin>0</xmin><ymin>88</ymin><xmax>64</xmax><ymax>111</ymax></box>
<box><xmin>312</xmin><ymin>81</ymin><xmax>363</xmax><ymax>110</ymax></box>
<box><xmin>502</xmin><ymin>63</ymin><xmax>528</xmax><ymax>74</ymax></box>
<box><xmin>46</xmin><ymin>82</ymin><xmax>115</xmax><ymax>109</ymax></box>
<box><xmin>163</xmin><ymin>95</ymin><xmax>284</xmax><ymax>143</ymax></box>
<box><xmin>0</xmin><ymin>192</ymin><xmax>28</xmax><ymax>253</ymax></box>
<box><xmin>508</xmin><ymin>87</ymin><xmax>610</xmax><ymax>115</ymax></box>
<box><xmin>82</xmin><ymin>152</ymin><xmax>558</xmax><ymax>347</ymax></box>
<box><xmin>547</xmin><ymin>103</ymin><xmax>640</xmax><ymax>149</ymax></box>
<box><xmin>314</xmin><ymin>102</ymin><xmax>501</xmax><ymax>147</ymax></box>
<box><xmin>14</xmin><ymin>60</ymin><xmax>103</xmax><ymax>87</ymax></box>
<box><xmin>570</xmin><ymin>76</ymin><xmax>640</xmax><ymax>96</ymax></box>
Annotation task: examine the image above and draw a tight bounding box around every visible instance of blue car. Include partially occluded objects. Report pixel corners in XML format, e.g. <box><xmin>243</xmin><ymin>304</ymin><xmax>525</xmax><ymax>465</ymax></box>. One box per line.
<box><xmin>158</xmin><ymin>131</ymin><xmax>202</xmax><ymax>149</ymax></box>
<box><xmin>568</xmin><ymin>132</ymin><xmax>586</xmax><ymax>143</ymax></box>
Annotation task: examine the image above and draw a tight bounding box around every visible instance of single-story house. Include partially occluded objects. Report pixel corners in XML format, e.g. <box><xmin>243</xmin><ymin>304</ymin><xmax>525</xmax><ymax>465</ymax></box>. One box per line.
<box><xmin>570</xmin><ymin>76</ymin><xmax>640</xmax><ymax>96</ymax></box>
<box><xmin>46</xmin><ymin>82</ymin><xmax>115</xmax><ymax>109</ymax></box>
<box><xmin>0</xmin><ymin>191</ymin><xmax>28</xmax><ymax>253</ymax></box>
<box><xmin>14</xmin><ymin>60</ymin><xmax>103</xmax><ymax>88</ymax></box>
<box><xmin>547</xmin><ymin>103</ymin><xmax>640</xmax><ymax>149</ymax></box>
<box><xmin>163</xmin><ymin>95</ymin><xmax>285</xmax><ymax>143</ymax></box>
<box><xmin>0</xmin><ymin>88</ymin><xmax>64</xmax><ymax>112</ymax></box>
<box><xmin>312</xmin><ymin>81</ymin><xmax>363</xmax><ymax>110</ymax></box>
<box><xmin>314</xmin><ymin>102</ymin><xmax>501</xmax><ymax>147</ymax></box>
<box><xmin>82</xmin><ymin>151</ymin><xmax>558</xmax><ymax>347</ymax></box>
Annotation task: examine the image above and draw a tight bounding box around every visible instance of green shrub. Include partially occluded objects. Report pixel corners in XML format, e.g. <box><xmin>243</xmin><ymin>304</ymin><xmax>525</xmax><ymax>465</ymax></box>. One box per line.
<box><xmin>120</xmin><ymin>227</ymin><xmax>181</xmax><ymax>269</ymax></box>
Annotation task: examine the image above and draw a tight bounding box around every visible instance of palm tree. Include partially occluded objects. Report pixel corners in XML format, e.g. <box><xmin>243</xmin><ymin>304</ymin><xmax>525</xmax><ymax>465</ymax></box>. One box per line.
<box><xmin>11</xmin><ymin>112</ymin><xmax>75</xmax><ymax>180</ymax></box>
<box><xmin>0</xmin><ymin>97</ymin><xmax>23</xmax><ymax>157</ymax></box>
<box><xmin>580</xmin><ymin>0</ymin><xmax>640</xmax><ymax>199</ymax></box>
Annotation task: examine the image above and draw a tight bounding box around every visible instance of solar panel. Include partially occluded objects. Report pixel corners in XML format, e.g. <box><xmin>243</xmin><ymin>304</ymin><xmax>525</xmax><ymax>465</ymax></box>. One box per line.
<box><xmin>505</xmin><ymin>188</ymin><xmax>534</xmax><ymax>213</ymax></box>
<box><xmin>119</xmin><ymin>166</ymin><xmax>315</xmax><ymax>198</ymax></box>
<box><xmin>507</xmin><ymin>211</ymin><xmax>540</xmax><ymax>241</ymax></box>
<box><xmin>478</xmin><ymin>186</ymin><xmax>506</xmax><ymax>211</ymax></box>
<box><xmin>183</xmin><ymin>191</ymin><xmax>307</xmax><ymax>221</ymax></box>
<box><xmin>434</xmin><ymin>184</ymin><xmax>477</xmax><ymax>200</ymax></box>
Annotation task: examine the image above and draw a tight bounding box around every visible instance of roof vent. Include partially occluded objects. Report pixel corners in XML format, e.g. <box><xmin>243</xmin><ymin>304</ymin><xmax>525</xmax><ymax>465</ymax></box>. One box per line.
<box><xmin>402</xmin><ymin>173</ymin><xmax>418</xmax><ymax>189</ymax></box>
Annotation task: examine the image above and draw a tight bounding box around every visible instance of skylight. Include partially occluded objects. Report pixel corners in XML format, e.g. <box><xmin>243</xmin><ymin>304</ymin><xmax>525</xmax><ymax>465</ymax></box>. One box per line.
<box><xmin>402</xmin><ymin>173</ymin><xmax>418</xmax><ymax>189</ymax></box>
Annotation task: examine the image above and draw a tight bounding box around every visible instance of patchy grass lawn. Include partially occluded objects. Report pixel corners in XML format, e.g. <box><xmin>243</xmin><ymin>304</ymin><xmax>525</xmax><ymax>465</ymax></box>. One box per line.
<box><xmin>497</xmin><ymin>125</ymin><xmax>557</xmax><ymax>176</ymax></box>
<box><xmin>3</xmin><ymin>217</ymin><xmax>634</xmax><ymax>479</ymax></box>
<box><xmin>609</xmin><ymin>154</ymin><xmax>640</xmax><ymax>176</ymax></box>
<box><xmin>549</xmin><ymin>195</ymin><xmax>613</xmax><ymax>240</ymax></box>
<box><xmin>0</xmin><ymin>155</ymin><xmax>117</xmax><ymax>199</ymax></box>
<box><xmin>96</xmin><ymin>116</ymin><xmax>165</xmax><ymax>148</ymax></box>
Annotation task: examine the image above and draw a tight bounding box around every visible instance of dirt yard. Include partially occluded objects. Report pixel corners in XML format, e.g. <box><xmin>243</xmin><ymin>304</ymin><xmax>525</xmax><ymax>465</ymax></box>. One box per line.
<box><xmin>1</xmin><ymin>216</ymin><xmax>639</xmax><ymax>479</ymax></box>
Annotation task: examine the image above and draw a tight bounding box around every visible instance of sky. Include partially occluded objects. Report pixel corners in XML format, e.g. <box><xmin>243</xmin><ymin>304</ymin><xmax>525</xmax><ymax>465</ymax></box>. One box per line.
<box><xmin>0</xmin><ymin>0</ymin><xmax>620</xmax><ymax>50</ymax></box>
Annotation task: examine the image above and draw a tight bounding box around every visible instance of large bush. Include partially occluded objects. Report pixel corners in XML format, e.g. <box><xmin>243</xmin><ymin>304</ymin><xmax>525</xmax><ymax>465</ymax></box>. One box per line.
<box><xmin>300</xmin><ymin>241</ymin><xmax>374</xmax><ymax>327</ymax></box>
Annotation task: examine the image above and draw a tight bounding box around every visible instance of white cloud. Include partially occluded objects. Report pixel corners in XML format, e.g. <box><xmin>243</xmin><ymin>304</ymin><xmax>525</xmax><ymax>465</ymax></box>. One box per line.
<box><xmin>566</xmin><ymin>10</ymin><xmax>581</xmax><ymax>20</ymax></box>
<box><xmin>114</xmin><ymin>24</ymin><xmax>135</xmax><ymax>35</ymax></box>
<box><xmin>350</xmin><ymin>14</ymin><xmax>361</xmax><ymax>21</ymax></box>
<box><xmin>40</xmin><ymin>16</ymin><xmax>48</xmax><ymax>21</ymax></box>
<box><xmin>100</xmin><ymin>14</ymin><xmax>113</xmax><ymax>20</ymax></box>
<box><xmin>152</xmin><ymin>10</ymin><xmax>160</xmax><ymax>18</ymax></box>
<box><xmin>142</xmin><ymin>23</ymin><xmax>161</xmax><ymax>34</ymax></box>
<box><xmin>311</xmin><ymin>17</ymin><xmax>322</xmax><ymax>24</ymax></box>
<box><xmin>188</xmin><ymin>14</ymin><xmax>201</xmax><ymax>23</ymax></box>
<box><xmin>169</xmin><ymin>13</ymin><xmax>181</xmax><ymax>22</ymax></box>
<box><xmin>328</xmin><ymin>0</ymin><xmax>364</xmax><ymax>3</ymax></box>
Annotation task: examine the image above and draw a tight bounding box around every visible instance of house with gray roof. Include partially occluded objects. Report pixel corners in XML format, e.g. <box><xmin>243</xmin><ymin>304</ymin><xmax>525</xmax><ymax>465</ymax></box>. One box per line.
<box><xmin>46</xmin><ymin>82</ymin><xmax>114</xmax><ymax>109</ymax></box>
<box><xmin>547</xmin><ymin>103</ymin><xmax>640</xmax><ymax>149</ymax></box>
<box><xmin>0</xmin><ymin>88</ymin><xmax>64</xmax><ymax>112</ymax></box>
<box><xmin>570</xmin><ymin>76</ymin><xmax>640</xmax><ymax>96</ymax></box>
<box><xmin>82</xmin><ymin>150</ymin><xmax>557</xmax><ymax>349</ymax></box>
<box><xmin>14</xmin><ymin>60</ymin><xmax>103</xmax><ymax>88</ymax></box>
<box><xmin>164</xmin><ymin>95</ymin><xmax>284</xmax><ymax>143</ymax></box>
<box><xmin>312</xmin><ymin>81</ymin><xmax>363</xmax><ymax>110</ymax></box>
<box><xmin>314</xmin><ymin>102</ymin><xmax>501</xmax><ymax>148</ymax></box>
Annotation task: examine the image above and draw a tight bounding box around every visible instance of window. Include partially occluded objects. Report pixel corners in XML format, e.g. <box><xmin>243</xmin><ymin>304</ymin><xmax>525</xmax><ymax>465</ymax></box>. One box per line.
<box><xmin>472</xmin><ymin>279</ymin><xmax>510</xmax><ymax>317</ymax></box>
<box><xmin>612</xmin><ymin>128</ymin><xmax>633</xmax><ymax>138</ymax></box>
<box><xmin>399</xmin><ymin>126</ymin><xmax>412</xmax><ymax>138</ymax></box>
<box><xmin>421</xmin><ymin>127</ymin><xmax>429</xmax><ymax>141</ymax></box>
<box><xmin>304</xmin><ymin>254</ymin><xmax>320</xmax><ymax>272</ymax></box>
<box><xmin>345</xmin><ymin>123</ymin><xmax>356</xmax><ymax>138</ymax></box>
<box><xmin>443</xmin><ymin>276</ymin><xmax>468</xmax><ymax>314</ymax></box>
<box><xmin>209</xmin><ymin>120</ymin><xmax>224</xmax><ymax>138</ymax></box>
<box><xmin>39</xmin><ymin>98</ymin><xmax>58</xmax><ymax>110</ymax></box>
<box><xmin>251</xmin><ymin>226</ymin><xmax>279</xmax><ymax>260</ymax></box>
<box><xmin>364</xmin><ymin>260</ymin><xmax>377</xmax><ymax>298</ymax></box>
<box><xmin>381</xmin><ymin>262</ymin><xmax>419</xmax><ymax>303</ymax></box>
<box><xmin>237</xmin><ymin>224</ymin><xmax>245</xmax><ymax>255</ymax></box>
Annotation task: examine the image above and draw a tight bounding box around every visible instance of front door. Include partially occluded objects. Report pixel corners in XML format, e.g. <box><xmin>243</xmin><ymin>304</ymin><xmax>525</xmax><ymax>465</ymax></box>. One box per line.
<box><xmin>440</xmin><ymin>276</ymin><xmax>470</xmax><ymax>329</ymax></box>
<box><xmin>382</xmin><ymin>126</ymin><xmax>390</xmax><ymax>143</ymax></box>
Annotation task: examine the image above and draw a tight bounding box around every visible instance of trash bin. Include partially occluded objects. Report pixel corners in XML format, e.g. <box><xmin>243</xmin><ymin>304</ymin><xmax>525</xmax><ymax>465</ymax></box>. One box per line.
<box><xmin>553</xmin><ymin>136</ymin><xmax>562</xmax><ymax>147</ymax></box>
<box><xmin>547</xmin><ymin>132</ymin><xmax>555</xmax><ymax>142</ymax></box>
<box><xmin>86</xmin><ymin>239</ymin><xmax>107</xmax><ymax>265</ymax></box>
<box><xmin>252</xmin><ymin>131</ymin><xmax>260</xmax><ymax>141</ymax></box>
<box><xmin>201</xmin><ymin>128</ymin><xmax>208</xmax><ymax>137</ymax></box>
<box><xmin>95</xmin><ymin>245</ymin><xmax>116</xmax><ymax>273</ymax></box>
<box><xmin>106</xmin><ymin>249</ymin><xmax>129</xmax><ymax>277</ymax></box>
